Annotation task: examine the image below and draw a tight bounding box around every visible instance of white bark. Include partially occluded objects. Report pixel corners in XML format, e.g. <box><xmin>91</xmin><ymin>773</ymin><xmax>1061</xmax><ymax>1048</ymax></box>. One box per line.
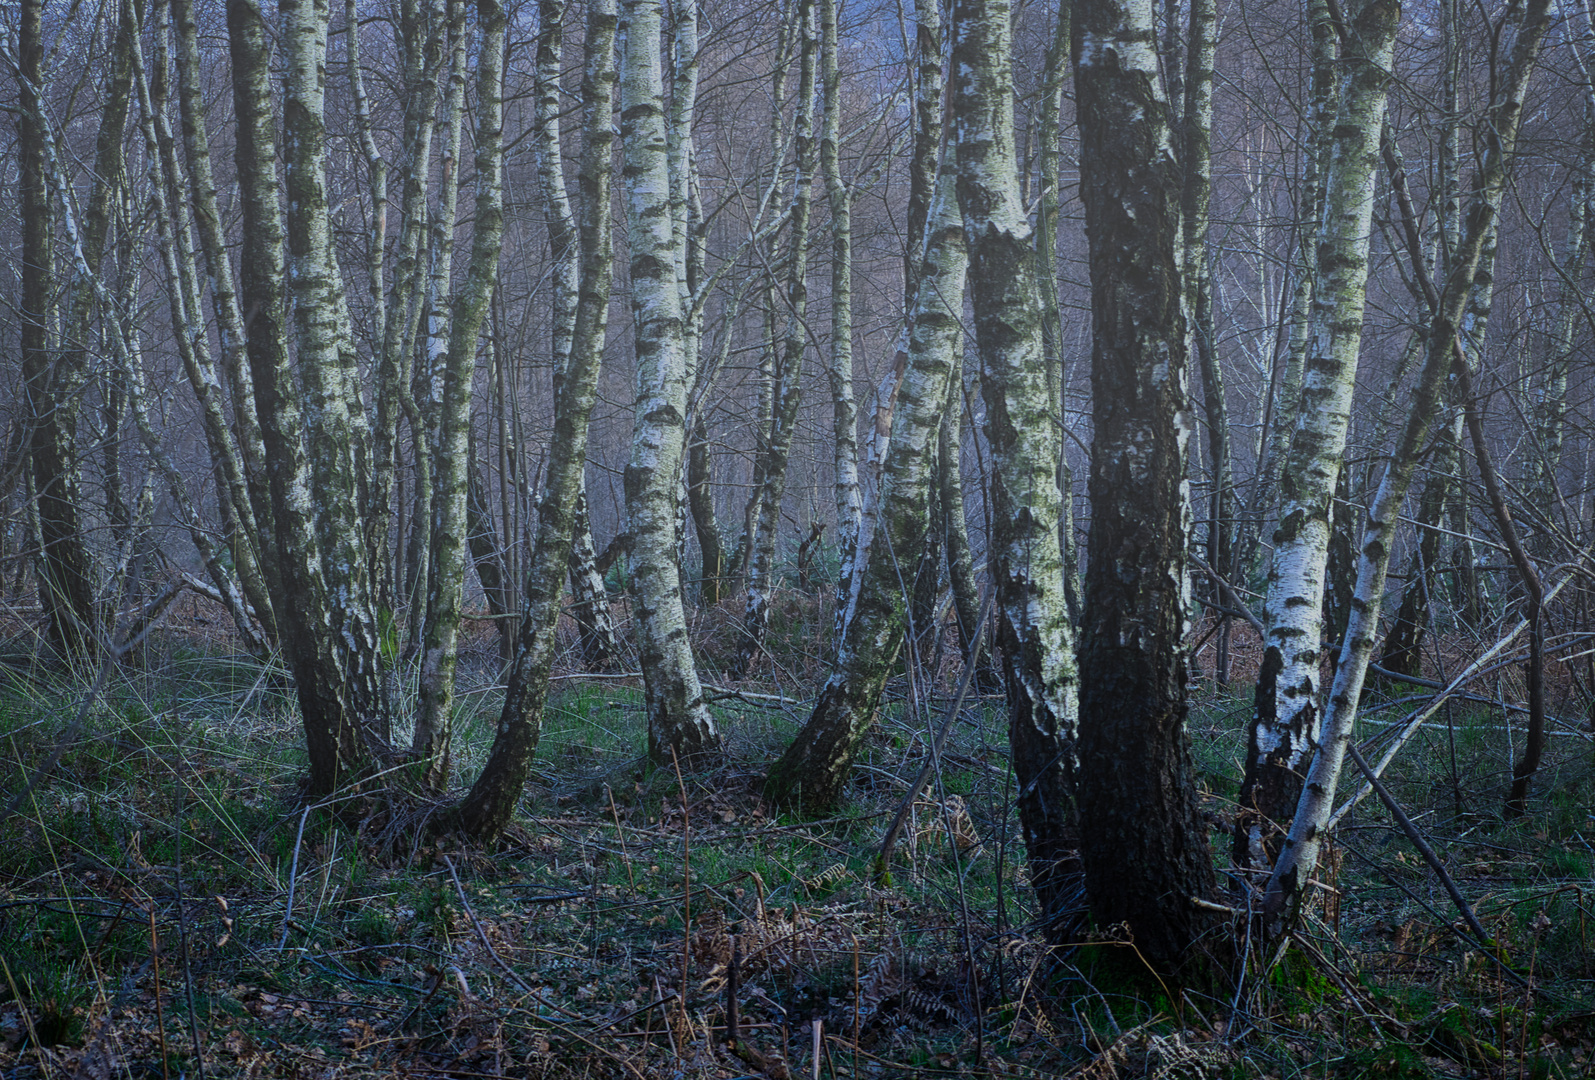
<box><xmin>621</xmin><ymin>0</ymin><xmax>721</xmax><ymax>762</ymax></box>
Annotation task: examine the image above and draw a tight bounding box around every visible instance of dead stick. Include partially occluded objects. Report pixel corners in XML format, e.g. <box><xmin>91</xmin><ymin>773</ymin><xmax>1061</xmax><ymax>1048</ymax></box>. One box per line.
<box><xmin>1344</xmin><ymin>743</ymin><xmax>1508</xmax><ymax>961</ymax></box>
<box><xmin>443</xmin><ymin>855</ymin><xmax>536</xmax><ymax>995</ymax></box>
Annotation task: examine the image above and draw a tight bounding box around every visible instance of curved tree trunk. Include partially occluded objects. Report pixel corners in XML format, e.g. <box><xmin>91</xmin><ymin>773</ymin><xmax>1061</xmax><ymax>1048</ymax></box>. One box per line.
<box><xmin>458</xmin><ymin>0</ymin><xmax>619</xmax><ymax>837</ymax></box>
<box><xmin>765</xmin><ymin>166</ymin><xmax>965</xmax><ymax>812</ymax></box>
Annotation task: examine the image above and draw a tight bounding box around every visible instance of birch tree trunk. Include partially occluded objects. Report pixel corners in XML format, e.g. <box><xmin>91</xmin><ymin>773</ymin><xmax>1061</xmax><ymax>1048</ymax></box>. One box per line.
<box><xmin>224</xmin><ymin>0</ymin><xmax>389</xmax><ymax>793</ymax></box>
<box><xmin>372</xmin><ymin>0</ymin><xmax>446</xmax><ymax>623</ymax></box>
<box><xmin>620</xmin><ymin>0</ymin><xmax>722</xmax><ymax>762</ymax></box>
<box><xmin>1233</xmin><ymin>0</ymin><xmax>1399</xmax><ymax>877</ymax></box>
<box><xmin>955</xmin><ymin>0</ymin><xmax>1079</xmax><ymax>938</ymax></box>
<box><xmin>765</xmin><ymin>165</ymin><xmax>965</xmax><ymax>812</ymax></box>
<box><xmin>18</xmin><ymin>0</ymin><xmax>103</xmax><ymax>659</ymax></box>
<box><xmin>1265</xmin><ymin>0</ymin><xmax>1555</xmax><ymax>931</ymax></box>
<box><xmin>170</xmin><ymin>0</ymin><xmax>278</xmax><ymax>640</ymax></box>
<box><xmin>737</xmin><ymin>0</ymin><xmax>818</xmax><ymax>678</ymax></box>
<box><xmin>457</xmin><ymin>0</ymin><xmax>619</xmax><ymax>837</ymax></box>
<box><xmin>821</xmin><ymin>0</ymin><xmax>861</xmax><ymax>559</ymax></box>
<box><xmin>413</xmin><ymin>0</ymin><xmax>507</xmax><ymax>790</ymax></box>
<box><xmin>1182</xmin><ymin>0</ymin><xmax>1232</xmax><ymax>684</ymax></box>
<box><xmin>1071</xmin><ymin>0</ymin><xmax>1217</xmax><ymax>966</ymax></box>
<box><xmin>407</xmin><ymin>0</ymin><xmax>470</xmax><ymax>640</ymax></box>
<box><xmin>533</xmin><ymin>0</ymin><xmax>620</xmax><ymax>668</ymax></box>
<box><xmin>1250</xmin><ymin>0</ymin><xmax>1336</xmax><ymax>557</ymax></box>
<box><xmin>1036</xmin><ymin>1</ymin><xmax>1079</xmax><ymax>625</ymax></box>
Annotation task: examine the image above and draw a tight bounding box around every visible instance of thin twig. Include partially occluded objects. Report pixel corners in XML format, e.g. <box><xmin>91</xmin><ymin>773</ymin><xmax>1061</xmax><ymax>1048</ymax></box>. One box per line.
<box><xmin>1344</xmin><ymin>743</ymin><xmax>1510</xmax><ymax>965</ymax></box>
<box><xmin>443</xmin><ymin>854</ymin><xmax>536</xmax><ymax>995</ymax></box>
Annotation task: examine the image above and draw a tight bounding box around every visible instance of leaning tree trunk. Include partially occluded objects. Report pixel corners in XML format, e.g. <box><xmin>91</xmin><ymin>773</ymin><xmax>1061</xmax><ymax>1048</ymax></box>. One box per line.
<box><xmin>1071</xmin><ymin>0</ymin><xmax>1218</xmax><ymax>968</ymax></box>
<box><xmin>413</xmin><ymin>0</ymin><xmax>506</xmax><ymax>791</ymax></box>
<box><xmin>618</xmin><ymin>0</ymin><xmax>722</xmax><ymax>762</ymax></box>
<box><xmin>1233</xmin><ymin>0</ymin><xmax>1399</xmax><ymax>879</ymax></box>
<box><xmin>170</xmin><ymin>0</ymin><xmax>278</xmax><ymax>640</ymax></box>
<box><xmin>1264</xmin><ymin>0</ymin><xmax>1555</xmax><ymax>934</ymax></box>
<box><xmin>764</xmin><ymin>164</ymin><xmax>966</xmax><ymax>813</ymax></box>
<box><xmin>954</xmin><ymin>0</ymin><xmax>1080</xmax><ymax>940</ymax></box>
<box><xmin>456</xmin><ymin>0</ymin><xmax>619</xmax><ymax>838</ymax></box>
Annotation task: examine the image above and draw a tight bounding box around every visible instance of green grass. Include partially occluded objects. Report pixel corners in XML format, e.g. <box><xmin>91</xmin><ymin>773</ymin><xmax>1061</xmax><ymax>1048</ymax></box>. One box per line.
<box><xmin>0</xmin><ymin>624</ymin><xmax>1592</xmax><ymax>1078</ymax></box>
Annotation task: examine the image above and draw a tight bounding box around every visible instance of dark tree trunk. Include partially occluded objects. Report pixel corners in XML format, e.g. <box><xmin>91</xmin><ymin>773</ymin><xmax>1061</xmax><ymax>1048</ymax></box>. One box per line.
<box><xmin>1072</xmin><ymin>0</ymin><xmax>1219</xmax><ymax>970</ymax></box>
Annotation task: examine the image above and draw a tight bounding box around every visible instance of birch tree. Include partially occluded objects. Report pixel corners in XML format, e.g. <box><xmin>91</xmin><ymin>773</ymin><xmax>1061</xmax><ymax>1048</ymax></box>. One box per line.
<box><xmin>218</xmin><ymin>0</ymin><xmax>393</xmax><ymax>793</ymax></box>
<box><xmin>1071</xmin><ymin>0</ymin><xmax>1217</xmax><ymax>966</ymax></box>
<box><xmin>765</xmin><ymin>163</ymin><xmax>966</xmax><ymax>811</ymax></box>
<box><xmin>1233</xmin><ymin>0</ymin><xmax>1400</xmax><ymax>877</ymax></box>
<box><xmin>1264</xmin><ymin>0</ymin><xmax>1556</xmax><ymax>931</ymax></box>
<box><xmin>412</xmin><ymin>0</ymin><xmax>507</xmax><ymax>790</ymax></box>
<box><xmin>737</xmin><ymin>0</ymin><xmax>819</xmax><ymax>677</ymax></box>
<box><xmin>457</xmin><ymin>0</ymin><xmax>619</xmax><ymax>837</ymax></box>
<box><xmin>953</xmin><ymin>0</ymin><xmax>1078</xmax><ymax>937</ymax></box>
<box><xmin>1250</xmin><ymin>0</ymin><xmax>1336</xmax><ymax>558</ymax></box>
<box><xmin>821</xmin><ymin>0</ymin><xmax>861</xmax><ymax>558</ymax></box>
<box><xmin>618</xmin><ymin>0</ymin><xmax>721</xmax><ymax>763</ymax></box>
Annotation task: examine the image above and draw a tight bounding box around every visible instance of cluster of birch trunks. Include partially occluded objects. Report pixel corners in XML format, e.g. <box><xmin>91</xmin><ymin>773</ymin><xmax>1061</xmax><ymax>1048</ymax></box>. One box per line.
<box><xmin>5</xmin><ymin>0</ymin><xmax>1593</xmax><ymax>969</ymax></box>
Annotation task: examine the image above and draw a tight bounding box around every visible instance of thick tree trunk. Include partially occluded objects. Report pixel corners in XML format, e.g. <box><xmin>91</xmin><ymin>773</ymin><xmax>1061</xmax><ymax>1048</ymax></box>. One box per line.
<box><xmin>1072</xmin><ymin>0</ymin><xmax>1217</xmax><ymax>967</ymax></box>
<box><xmin>228</xmin><ymin>0</ymin><xmax>389</xmax><ymax>794</ymax></box>
<box><xmin>1234</xmin><ymin>0</ymin><xmax>1399</xmax><ymax>877</ymax></box>
<box><xmin>955</xmin><ymin>0</ymin><xmax>1080</xmax><ymax>939</ymax></box>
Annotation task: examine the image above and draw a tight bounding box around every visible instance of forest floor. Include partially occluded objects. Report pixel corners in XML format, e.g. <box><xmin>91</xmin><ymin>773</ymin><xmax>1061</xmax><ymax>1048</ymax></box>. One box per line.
<box><xmin>1</xmin><ymin>601</ymin><xmax>1594</xmax><ymax>1079</ymax></box>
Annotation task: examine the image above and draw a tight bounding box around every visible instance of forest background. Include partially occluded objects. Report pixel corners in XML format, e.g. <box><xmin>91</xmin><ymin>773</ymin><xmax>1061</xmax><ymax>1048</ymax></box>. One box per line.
<box><xmin>1</xmin><ymin>0</ymin><xmax>1594</xmax><ymax>1075</ymax></box>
